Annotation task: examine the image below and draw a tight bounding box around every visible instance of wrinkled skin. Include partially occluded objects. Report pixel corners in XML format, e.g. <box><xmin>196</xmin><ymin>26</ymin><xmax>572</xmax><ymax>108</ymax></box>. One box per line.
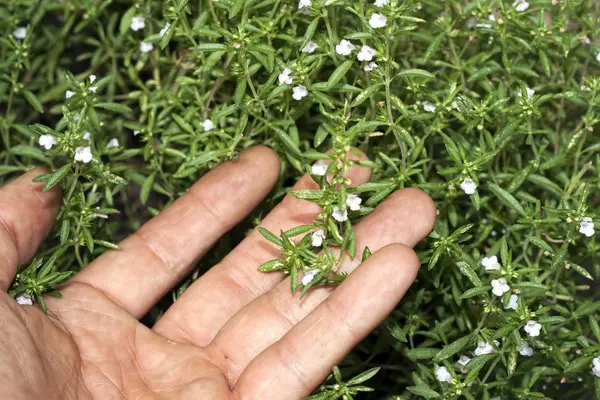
<box><xmin>0</xmin><ymin>146</ymin><xmax>436</xmax><ymax>400</ymax></box>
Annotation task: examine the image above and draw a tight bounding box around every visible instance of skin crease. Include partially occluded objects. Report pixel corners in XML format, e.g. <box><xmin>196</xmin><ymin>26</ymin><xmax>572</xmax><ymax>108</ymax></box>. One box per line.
<box><xmin>0</xmin><ymin>146</ymin><xmax>436</xmax><ymax>400</ymax></box>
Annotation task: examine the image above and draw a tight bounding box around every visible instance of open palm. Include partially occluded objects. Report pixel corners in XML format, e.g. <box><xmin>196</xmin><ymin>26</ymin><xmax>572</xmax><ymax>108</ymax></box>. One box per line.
<box><xmin>0</xmin><ymin>146</ymin><xmax>436</xmax><ymax>400</ymax></box>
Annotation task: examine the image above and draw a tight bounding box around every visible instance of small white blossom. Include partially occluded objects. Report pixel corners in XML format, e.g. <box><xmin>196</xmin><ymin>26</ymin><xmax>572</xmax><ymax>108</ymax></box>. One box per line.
<box><xmin>513</xmin><ymin>0</ymin><xmax>530</xmax><ymax>12</ymax></box>
<box><xmin>130</xmin><ymin>16</ymin><xmax>145</xmax><ymax>31</ymax></box>
<box><xmin>524</xmin><ymin>320</ymin><xmax>542</xmax><ymax>337</ymax></box>
<box><xmin>482</xmin><ymin>255</ymin><xmax>501</xmax><ymax>271</ymax></box>
<box><xmin>140</xmin><ymin>41</ymin><xmax>154</xmax><ymax>53</ymax></box>
<box><xmin>436</xmin><ymin>366</ymin><xmax>452</xmax><ymax>383</ymax></box>
<box><xmin>457</xmin><ymin>355</ymin><xmax>471</xmax><ymax>368</ymax></box>
<box><xmin>332</xmin><ymin>206</ymin><xmax>348</xmax><ymax>222</ymax></box>
<box><xmin>422</xmin><ymin>101</ymin><xmax>436</xmax><ymax>113</ymax></box>
<box><xmin>299</xmin><ymin>0</ymin><xmax>311</xmax><ymax>8</ymax></box>
<box><xmin>518</xmin><ymin>87</ymin><xmax>535</xmax><ymax>99</ymax></box>
<box><xmin>311</xmin><ymin>230</ymin><xmax>326</xmax><ymax>247</ymax></box>
<box><xmin>202</xmin><ymin>119</ymin><xmax>215</xmax><ymax>132</ymax></box>
<box><xmin>369</xmin><ymin>13</ymin><xmax>387</xmax><ymax>28</ymax></box>
<box><xmin>580</xmin><ymin>36</ymin><xmax>591</xmax><ymax>45</ymax></box>
<box><xmin>83</xmin><ymin>132</ymin><xmax>92</xmax><ymax>141</ymax></box>
<box><xmin>596</xmin><ymin>53</ymin><xmax>600</xmax><ymax>64</ymax></box>
<box><xmin>65</xmin><ymin>90</ymin><xmax>74</xmax><ymax>99</ymax></box>
<box><xmin>160</xmin><ymin>22</ymin><xmax>170</xmax><ymax>37</ymax></box>
<box><xmin>39</xmin><ymin>134</ymin><xmax>57</xmax><ymax>150</ymax></box>
<box><xmin>357</xmin><ymin>45</ymin><xmax>377</xmax><ymax>62</ymax></box>
<box><xmin>292</xmin><ymin>85</ymin><xmax>308</xmax><ymax>100</ymax></box>
<box><xmin>491</xmin><ymin>278</ymin><xmax>510</xmax><ymax>297</ymax></box>
<box><xmin>460</xmin><ymin>178</ymin><xmax>477</xmax><ymax>195</ymax></box>
<box><xmin>278</xmin><ymin>67</ymin><xmax>294</xmax><ymax>85</ymax></box>
<box><xmin>302</xmin><ymin>41</ymin><xmax>318</xmax><ymax>53</ymax></box>
<box><xmin>505</xmin><ymin>294</ymin><xmax>519</xmax><ymax>310</ymax></box>
<box><xmin>346</xmin><ymin>194</ymin><xmax>362</xmax><ymax>211</ymax></box>
<box><xmin>15</xmin><ymin>294</ymin><xmax>33</xmax><ymax>305</ymax></box>
<box><xmin>518</xmin><ymin>342</ymin><xmax>534</xmax><ymax>357</ymax></box>
<box><xmin>89</xmin><ymin>74</ymin><xmax>97</xmax><ymax>83</ymax></box>
<box><xmin>89</xmin><ymin>86</ymin><xmax>97</xmax><ymax>93</ymax></box>
<box><xmin>74</xmin><ymin>146</ymin><xmax>93</xmax><ymax>163</ymax></box>
<box><xmin>133</xmin><ymin>130</ymin><xmax>140</xmax><ymax>136</ymax></box>
<box><xmin>593</xmin><ymin>357</ymin><xmax>600</xmax><ymax>378</ymax></box>
<box><xmin>335</xmin><ymin>39</ymin><xmax>355</xmax><ymax>56</ymax></box>
<box><xmin>364</xmin><ymin>62</ymin><xmax>378</xmax><ymax>72</ymax></box>
<box><xmin>312</xmin><ymin>159</ymin><xmax>328</xmax><ymax>176</ymax></box>
<box><xmin>13</xmin><ymin>27</ymin><xmax>27</xmax><ymax>40</ymax></box>
<box><xmin>106</xmin><ymin>138</ymin><xmax>120</xmax><ymax>149</ymax></box>
<box><xmin>374</xmin><ymin>0</ymin><xmax>389</xmax><ymax>7</ymax></box>
<box><xmin>488</xmin><ymin>14</ymin><xmax>496</xmax><ymax>21</ymax></box>
<box><xmin>451</xmin><ymin>101</ymin><xmax>460</xmax><ymax>110</ymax></box>
<box><xmin>474</xmin><ymin>340</ymin><xmax>499</xmax><ymax>356</ymax></box>
<box><xmin>579</xmin><ymin>216</ymin><xmax>595</xmax><ymax>237</ymax></box>
<box><xmin>302</xmin><ymin>269</ymin><xmax>318</xmax><ymax>286</ymax></box>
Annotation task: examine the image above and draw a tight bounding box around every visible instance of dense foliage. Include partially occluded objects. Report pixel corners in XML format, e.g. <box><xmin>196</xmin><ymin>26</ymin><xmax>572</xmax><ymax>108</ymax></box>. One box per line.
<box><xmin>2</xmin><ymin>0</ymin><xmax>600</xmax><ymax>398</ymax></box>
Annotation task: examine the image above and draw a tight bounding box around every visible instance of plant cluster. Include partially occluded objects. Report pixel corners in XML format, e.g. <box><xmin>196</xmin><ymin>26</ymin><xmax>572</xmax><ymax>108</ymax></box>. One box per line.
<box><xmin>2</xmin><ymin>0</ymin><xmax>600</xmax><ymax>398</ymax></box>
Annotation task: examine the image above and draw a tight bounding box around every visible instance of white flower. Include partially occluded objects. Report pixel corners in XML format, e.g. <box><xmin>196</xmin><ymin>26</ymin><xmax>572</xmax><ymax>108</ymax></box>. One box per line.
<box><xmin>422</xmin><ymin>101</ymin><xmax>437</xmax><ymax>113</ymax></box>
<box><xmin>364</xmin><ymin>62</ymin><xmax>378</xmax><ymax>72</ymax></box>
<box><xmin>460</xmin><ymin>178</ymin><xmax>477</xmax><ymax>195</ymax></box>
<box><xmin>357</xmin><ymin>45</ymin><xmax>377</xmax><ymax>62</ymax></box>
<box><xmin>518</xmin><ymin>342</ymin><xmax>533</xmax><ymax>357</ymax></box>
<box><xmin>65</xmin><ymin>90</ymin><xmax>74</xmax><ymax>99</ymax></box>
<box><xmin>524</xmin><ymin>320</ymin><xmax>542</xmax><ymax>337</ymax></box>
<box><xmin>482</xmin><ymin>255</ymin><xmax>501</xmax><ymax>271</ymax></box>
<box><xmin>89</xmin><ymin>86</ymin><xmax>97</xmax><ymax>93</ymax></box>
<box><xmin>505</xmin><ymin>294</ymin><xmax>519</xmax><ymax>310</ymax></box>
<box><xmin>140</xmin><ymin>41</ymin><xmax>154</xmax><ymax>53</ymax></box>
<box><xmin>160</xmin><ymin>22</ymin><xmax>170</xmax><ymax>37</ymax></box>
<box><xmin>15</xmin><ymin>294</ymin><xmax>33</xmax><ymax>305</ymax></box>
<box><xmin>335</xmin><ymin>39</ymin><xmax>355</xmax><ymax>56</ymax></box>
<box><xmin>39</xmin><ymin>134</ymin><xmax>57</xmax><ymax>150</ymax></box>
<box><xmin>302</xmin><ymin>269</ymin><xmax>318</xmax><ymax>286</ymax></box>
<box><xmin>89</xmin><ymin>74</ymin><xmax>97</xmax><ymax>83</ymax></box>
<box><xmin>491</xmin><ymin>278</ymin><xmax>510</xmax><ymax>297</ymax></box>
<box><xmin>596</xmin><ymin>53</ymin><xmax>600</xmax><ymax>64</ymax></box>
<box><xmin>292</xmin><ymin>85</ymin><xmax>308</xmax><ymax>100</ymax></box>
<box><xmin>488</xmin><ymin>14</ymin><xmax>496</xmax><ymax>21</ymax></box>
<box><xmin>518</xmin><ymin>87</ymin><xmax>535</xmax><ymax>99</ymax></box>
<box><xmin>133</xmin><ymin>130</ymin><xmax>140</xmax><ymax>136</ymax></box>
<box><xmin>513</xmin><ymin>0</ymin><xmax>530</xmax><ymax>12</ymax></box>
<box><xmin>312</xmin><ymin>159</ymin><xmax>328</xmax><ymax>176</ymax></box>
<box><xmin>346</xmin><ymin>194</ymin><xmax>362</xmax><ymax>211</ymax></box>
<box><xmin>474</xmin><ymin>340</ymin><xmax>499</xmax><ymax>356</ymax></box>
<box><xmin>374</xmin><ymin>0</ymin><xmax>389</xmax><ymax>7</ymax></box>
<box><xmin>13</xmin><ymin>27</ymin><xmax>27</xmax><ymax>40</ymax></box>
<box><xmin>202</xmin><ymin>119</ymin><xmax>215</xmax><ymax>132</ymax></box>
<box><xmin>302</xmin><ymin>41</ymin><xmax>318</xmax><ymax>53</ymax></box>
<box><xmin>369</xmin><ymin>13</ymin><xmax>387</xmax><ymax>29</ymax></box>
<box><xmin>82</xmin><ymin>132</ymin><xmax>92</xmax><ymax>141</ymax></box>
<box><xmin>457</xmin><ymin>355</ymin><xmax>471</xmax><ymax>368</ymax></box>
<box><xmin>332</xmin><ymin>206</ymin><xmax>348</xmax><ymax>222</ymax></box>
<box><xmin>579</xmin><ymin>216</ymin><xmax>595</xmax><ymax>237</ymax></box>
<box><xmin>435</xmin><ymin>366</ymin><xmax>452</xmax><ymax>383</ymax></box>
<box><xmin>106</xmin><ymin>138</ymin><xmax>119</xmax><ymax>149</ymax></box>
<box><xmin>299</xmin><ymin>0</ymin><xmax>311</xmax><ymax>8</ymax></box>
<box><xmin>130</xmin><ymin>16</ymin><xmax>145</xmax><ymax>31</ymax></box>
<box><xmin>593</xmin><ymin>357</ymin><xmax>600</xmax><ymax>378</ymax></box>
<box><xmin>580</xmin><ymin>36</ymin><xmax>591</xmax><ymax>45</ymax></box>
<box><xmin>74</xmin><ymin>146</ymin><xmax>93</xmax><ymax>163</ymax></box>
<box><xmin>311</xmin><ymin>230</ymin><xmax>326</xmax><ymax>247</ymax></box>
<box><xmin>278</xmin><ymin>67</ymin><xmax>294</xmax><ymax>85</ymax></box>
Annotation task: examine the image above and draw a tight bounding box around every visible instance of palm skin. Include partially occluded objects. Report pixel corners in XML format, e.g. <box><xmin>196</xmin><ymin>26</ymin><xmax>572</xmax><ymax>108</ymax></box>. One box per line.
<box><xmin>0</xmin><ymin>146</ymin><xmax>436</xmax><ymax>400</ymax></box>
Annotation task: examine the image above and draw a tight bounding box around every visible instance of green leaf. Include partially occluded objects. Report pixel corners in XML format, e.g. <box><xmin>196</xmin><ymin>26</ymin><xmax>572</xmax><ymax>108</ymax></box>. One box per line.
<box><xmin>346</xmin><ymin>367</ymin><xmax>380</xmax><ymax>385</ymax></box>
<box><xmin>590</xmin><ymin>315</ymin><xmax>600</xmax><ymax>342</ymax></box>
<box><xmin>258</xmin><ymin>227</ymin><xmax>283</xmax><ymax>247</ymax></box>
<box><xmin>488</xmin><ymin>183</ymin><xmax>527</xmax><ymax>217</ymax></box>
<box><xmin>23</xmin><ymin>90</ymin><xmax>43</xmax><ymax>113</ymax></box>
<box><xmin>275</xmin><ymin>128</ymin><xmax>302</xmax><ymax>156</ymax></box>
<box><xmin>433</xmin><ymin>334</ymin><xmax>471</xmax><ymax>362</ymax></box>
<box><xmin>512</xmin><ymin>282</ymin><xmax>548</xmax><ymax>296</ymax></box>
<box><xmin>173</xmin><ymin>114</ymin><xmax>195</xmax><ymax>134</ymax></box>
<box><xmin>94</xmin><ymin>102</ymin><xmax>132</xmax><ymax>114</ymax></box>
<box><xmin>258</xmin><ymin>259</ymin><xmax>285</xmax><ymax>272</ymax></box>
<box><xmin>397</xmin><ymin>69</ymin><xmax>435</xmax><ymax>79</ymax></box>
<box><xmin>196</xmin><ymin>43</ymin><xmax>228</xmax><ymax>52</ymax></box>
<box><xmin>229</xmin><ymin>0</ymin><xmax>245</xmax><ymax>18</ymax></box>
<box><xmin>406</xmin><ymin>386</ymin><xmax>441</xmax><ymax>398</ymax></box>
<box><xmin>119</xmin><ymin>7</ymin><xmax>136</xmax><ymax>35</ymax></box>
<box><xmin>460</xmin><ymin>286</ymin><xmax>490</xmax><ymax>299</ymax></box>
<box><xmin>0</xmin><ymin>165</ymin><xmax>27</xmax><ymax>176</ymax></box>
<box><xmin>301</xmin><ymin>17</ymin><xmax>320</xmax><ymax>48</ymax></box>
<box><xmin>405</xmin><ymin>347</ymin><xmax>440</xmax><ymax>360</ymax></box>
<box><xmin>564</xmin><ymin>355</ymin><xmax>596</xmax><ymax>374</ymax></box>
<box><xmin>424</xmin><ymin>33</ymin><xmax>444</xmax><ymax>62</ymax></box>
<box><xmin>326</xmin><ymin>60</ymin><xmax>353</xmax><ymax>89</ymax></box>
<box><xmin>42</xmin><ymin>164</ymin><xmax>71</xmax><ymax>192</ymax></box>
<box><xmin>350</xmin><ymin>84</ymin><xmax>382</xmax><ymax>107</ymax></box>
<box><xmin>140</xmin><ymin>172</ymin><xmax>156</xmax><ymax>205</ymax></box>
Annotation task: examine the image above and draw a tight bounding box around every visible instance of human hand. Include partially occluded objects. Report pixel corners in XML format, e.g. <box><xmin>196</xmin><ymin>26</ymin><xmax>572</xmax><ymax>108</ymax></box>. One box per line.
<box><xmin>0</xmin><ymin>146</ymin><xmax>435</xmax><ymax>400</ymax></box>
